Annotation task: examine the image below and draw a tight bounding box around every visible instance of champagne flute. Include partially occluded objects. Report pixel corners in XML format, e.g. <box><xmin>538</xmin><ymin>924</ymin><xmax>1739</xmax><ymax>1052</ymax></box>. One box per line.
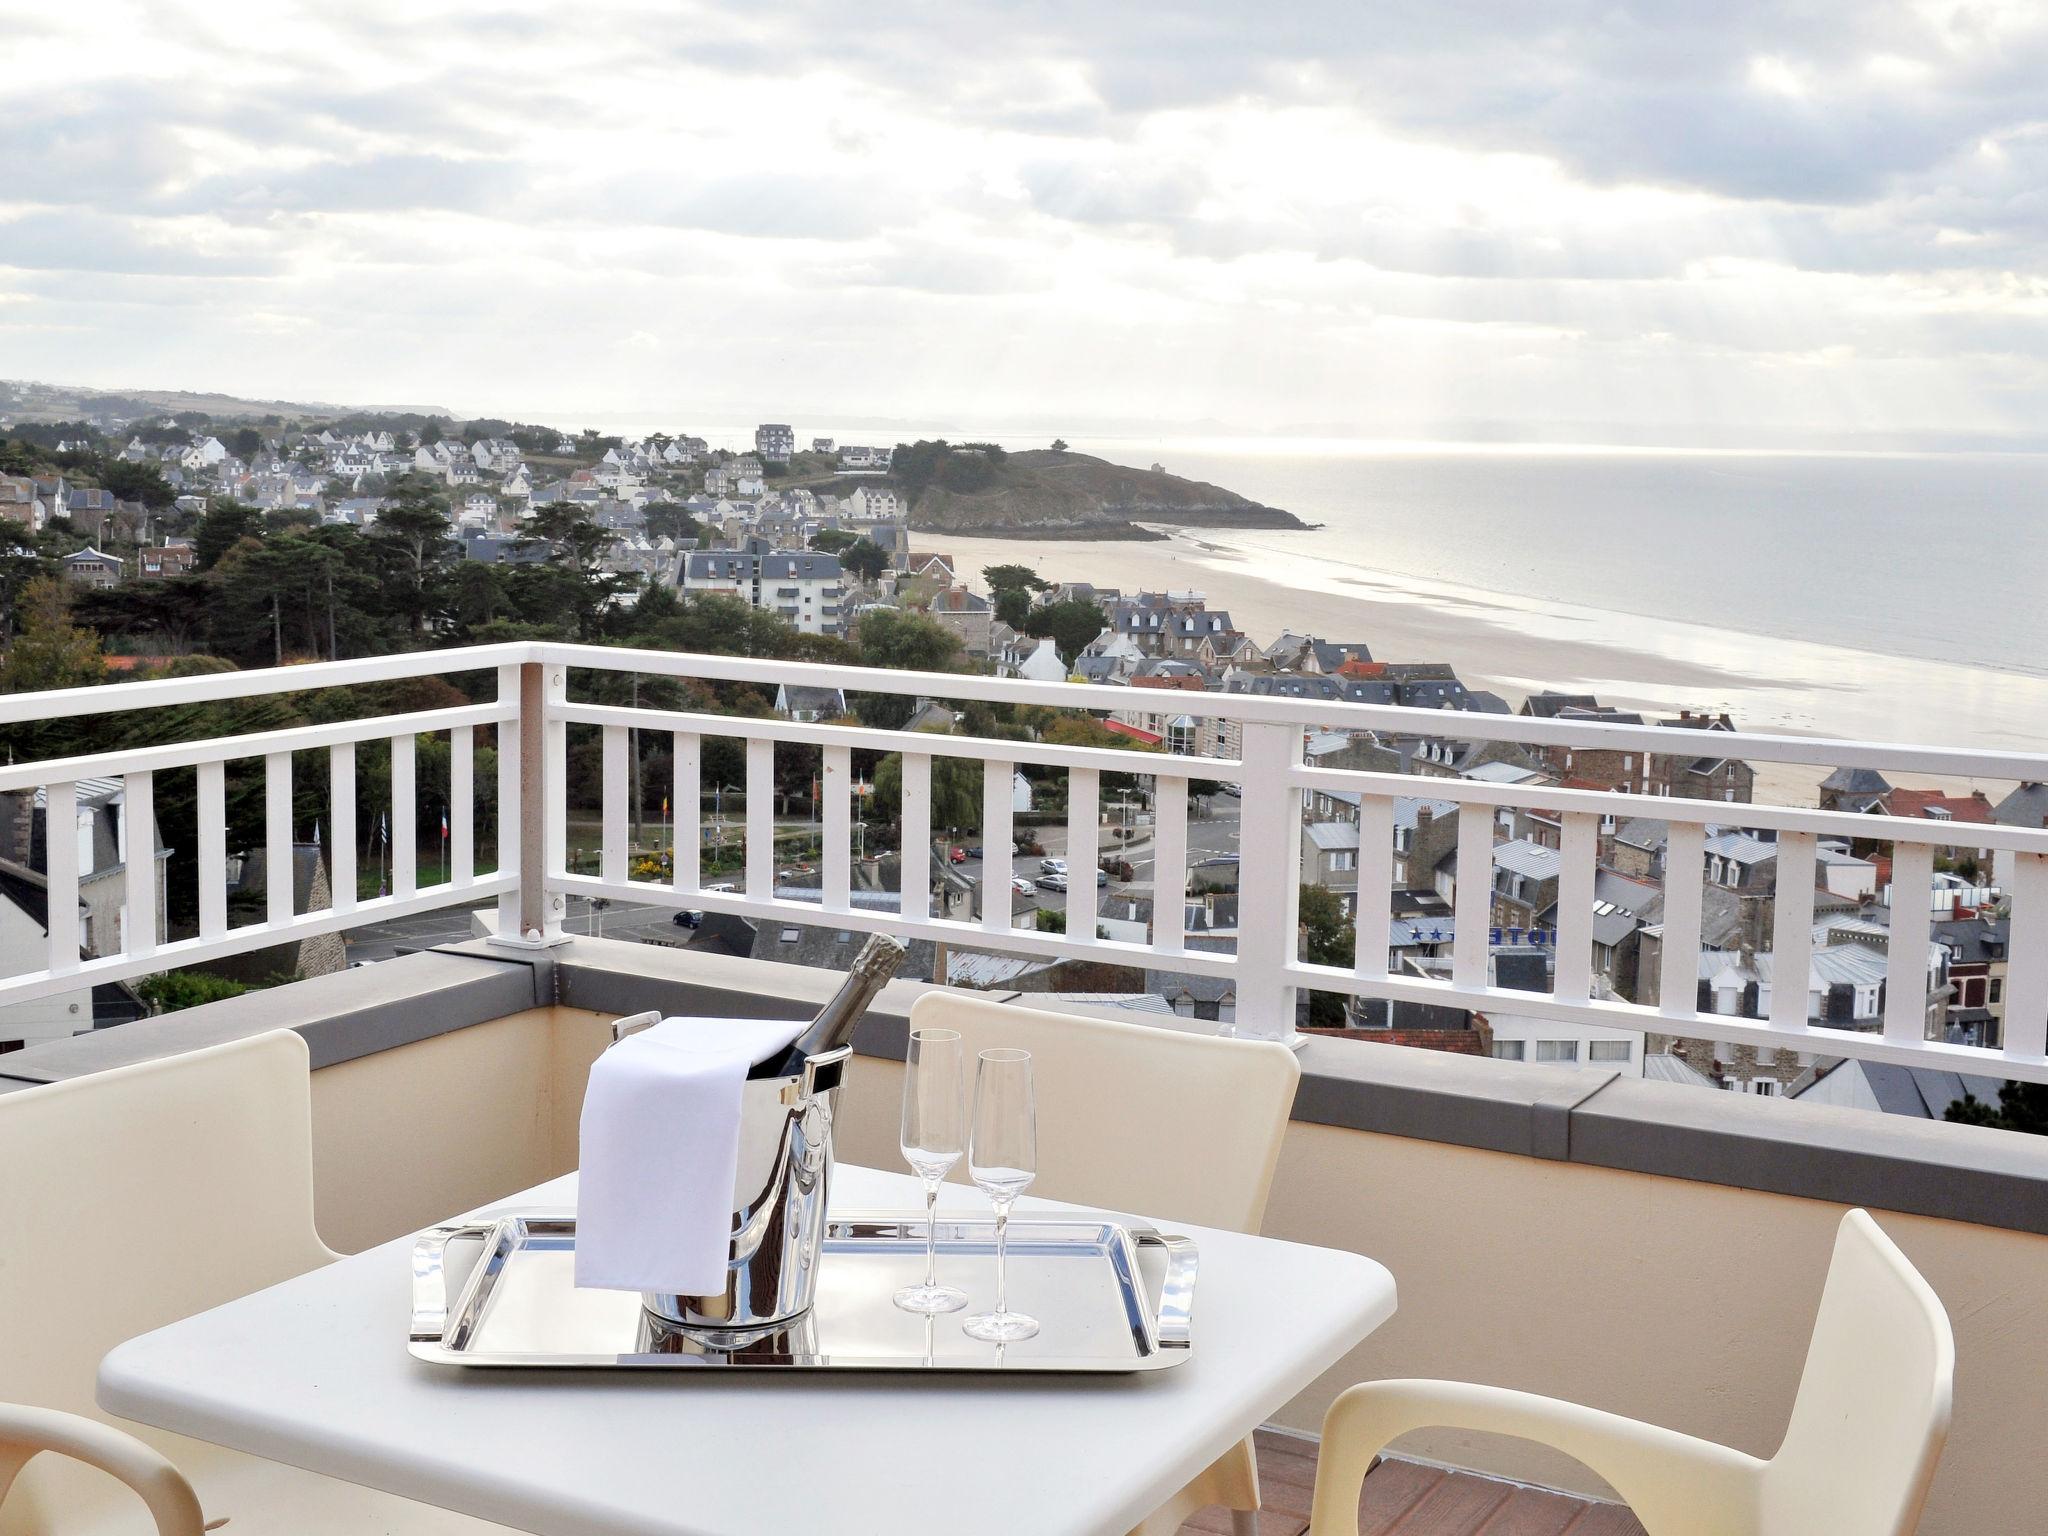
<box><xmin>963</xmin><ymin>1047</ymin><xmax>1039</xmax><ymax>1343</ymax></box>
<box><xmin>893</xmin><ymin>1027</ymin><xmax>968</xmax><ymax>1314</ymax></box>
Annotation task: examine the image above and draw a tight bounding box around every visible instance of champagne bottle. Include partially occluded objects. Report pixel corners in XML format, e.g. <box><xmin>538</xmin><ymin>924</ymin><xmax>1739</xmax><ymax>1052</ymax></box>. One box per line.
<box><xmin>748</xmin><ymin>933</ymin><xmax>906</xmax><ymax>1080</ymax></box>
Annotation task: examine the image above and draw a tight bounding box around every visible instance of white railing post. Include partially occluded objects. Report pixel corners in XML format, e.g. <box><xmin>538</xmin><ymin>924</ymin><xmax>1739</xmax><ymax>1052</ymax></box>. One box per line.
<box><xmin>122</xmin><ymin>771</ymin><xmax>156</xmax><ymax>960</ymax></box>
<box><xmin>1885</xmin><ymin>841</ymin><xmax>1936</xmax><ymax>1044</ymax></box>
<box><xmin>44</xmin><ymin>780</ymin><xmax>80</xmax><ymax>974</ymax></box>
<box><xmin>265</xmin><ymin>752</ymin><xmax>293</xmax><ymax>926</ymax></box>
<box><xmin>1352</xmin><ymin>794</ymin><xmax>1394</xmax><ymax>982</ymax></box>
<box><xmin>491</xmin><ymin>659</ymin><xmax>566</xmax><ymax>947</ymax></box>
<box><xmin>1065</xmin><ymin>767</ymin><xmax>1099</xmax><ymax>942</ymax></box>
<box><xmin>1229</xmin><ymin>720</ymin><xmax>1302</xmax><ymax>1042</ymax></box>
<box><xmin>900</xmin><ymin>753</ymin><xmax>932</xmax><ymax>920</ymax></box>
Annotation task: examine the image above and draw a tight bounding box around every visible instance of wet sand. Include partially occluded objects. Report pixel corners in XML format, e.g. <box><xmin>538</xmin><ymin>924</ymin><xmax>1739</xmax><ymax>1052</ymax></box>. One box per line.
<box><xmin>927</xmin><ymin>528</ymin><xmax>2048</xmax><ymax>806</ymax></box>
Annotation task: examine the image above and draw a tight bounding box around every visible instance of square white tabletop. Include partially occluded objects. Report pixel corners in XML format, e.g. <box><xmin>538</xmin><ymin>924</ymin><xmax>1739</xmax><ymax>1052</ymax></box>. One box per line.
<box><xmin>100</xmin><ymin>1166</ymin><xmax>1395</xmax><ymax>1536</ymax></box>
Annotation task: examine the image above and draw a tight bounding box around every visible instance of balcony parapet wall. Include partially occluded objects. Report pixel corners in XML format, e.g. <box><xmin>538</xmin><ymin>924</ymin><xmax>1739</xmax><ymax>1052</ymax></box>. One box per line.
<box><xmin>6</xmin><ymin>937</ymin><xmax>2046</xmax><ymax>1238</ymax></box>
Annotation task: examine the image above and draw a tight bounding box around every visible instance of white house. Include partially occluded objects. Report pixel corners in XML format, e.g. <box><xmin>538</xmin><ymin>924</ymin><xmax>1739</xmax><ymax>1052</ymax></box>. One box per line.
<box><xmin>682</xmin><ymin>550</ymin><xmax>847</xmax><ymax>638</ymax></box>
<box><xmin>0</xmin><ymin>862</ymin><xmax>94</xmax><ymax>1051</ymax></box>
<box><xmin>1014</xmin><ymin>637</ymin><xmax>1067</xmax><ymax>683</ymax></box>
<box><xmin>845</xmin><ymin>485</ymin><xmax>901</xmax><ymax>520</ymax></box>
<box><xmin>1485</xmin><ymin>1010</ymin><xmax>1644</xmax><ymax>1074</ymax></box>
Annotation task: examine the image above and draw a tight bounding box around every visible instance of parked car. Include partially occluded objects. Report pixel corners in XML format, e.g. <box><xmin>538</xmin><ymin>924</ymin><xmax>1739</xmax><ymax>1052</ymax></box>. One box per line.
<box><xmin>949</xmin><ymin>847</ymin><xmax>967</xmax><ymax>864</ymax></box>
<box><xmin>1035</xmin><ymin>872</ymin><xmax>1069</xmax><ymax>891</ymax></box>
<box><xmin>1096</xmin><ymin>868</ymin><xmax>1110</xmax><ymax>886</ymax></box>
<box><xmin>1223</xmin><ymin>783</ymin><xmax>1243</xmax><ymax>798</ymax></box>
<box><xmin>671</xmin><ymin>910</ymin><xmax>703</xmax><ymax>929</ymax></box>
<box><xmin>966</xmin><ymin>846</ymin><xmax>985</xmax><ymax>859</ymax></box>
<box><xmin>1039</xmin><ymin>858</ymin><xmax>1068</xmax><ymax>876</ymax></box>
<box><xmin>1010</xmin><ymin>877</ymin><xmax>1034</xmax><ymax>896</ymax></box>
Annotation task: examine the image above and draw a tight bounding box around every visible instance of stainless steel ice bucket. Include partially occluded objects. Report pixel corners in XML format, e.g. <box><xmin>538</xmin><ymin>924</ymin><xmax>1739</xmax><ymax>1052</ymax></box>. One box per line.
<box><xmin>608</xmin><ymin>1011</ymin><xmax>851</xmax><ymax>1341</ymax></box>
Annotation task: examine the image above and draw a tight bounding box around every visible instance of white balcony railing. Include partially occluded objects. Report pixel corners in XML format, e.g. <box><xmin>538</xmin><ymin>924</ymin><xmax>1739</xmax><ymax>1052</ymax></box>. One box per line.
<box><xmin>2</xmin><ymin>641</ymin><xmax>2045</xmax><ymax>1083</ymax></box>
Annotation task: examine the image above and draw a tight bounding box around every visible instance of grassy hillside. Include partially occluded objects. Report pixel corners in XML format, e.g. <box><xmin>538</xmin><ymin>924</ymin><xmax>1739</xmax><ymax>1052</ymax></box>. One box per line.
<box><xmin>902</xmin><ymin>445</ymin><xmax>1305</xmax><ymax>536</ymax></box>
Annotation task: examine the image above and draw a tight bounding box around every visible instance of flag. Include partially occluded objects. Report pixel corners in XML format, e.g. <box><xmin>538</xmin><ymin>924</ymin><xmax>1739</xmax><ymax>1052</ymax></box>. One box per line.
<box><xmin>661</xmin><ymin>795</ymin><xmax>669</xmax><ymax>818</ymax></box>
<box><xmin>440</xmin><ymin>812</ymin><xmax>450</xmax><ymax>839</ymax></box>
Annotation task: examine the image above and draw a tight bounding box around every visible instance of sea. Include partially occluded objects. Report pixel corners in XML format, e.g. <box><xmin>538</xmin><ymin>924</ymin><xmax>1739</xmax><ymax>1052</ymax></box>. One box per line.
<box><xmin>597</xmin><ymin>420</ymin><xmax>2048</xmax><ymax>761</ymax></box>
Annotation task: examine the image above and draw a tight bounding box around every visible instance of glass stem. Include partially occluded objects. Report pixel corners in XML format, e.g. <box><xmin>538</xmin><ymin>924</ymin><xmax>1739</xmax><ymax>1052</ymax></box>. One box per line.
<box><xmin>922</xmin><ymin>1181</ymin><xmax>939</xmax><ymax>1290</ymax></box>
<box><xmin>994</xmin><ymin>1201</ymin><xmax>1010</xmax><ymax>1315</ymax></box>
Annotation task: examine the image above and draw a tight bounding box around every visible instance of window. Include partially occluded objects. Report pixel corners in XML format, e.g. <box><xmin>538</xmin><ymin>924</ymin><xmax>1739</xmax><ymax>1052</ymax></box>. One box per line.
<box><xmin>779</xmin><ymin>927</ymin><xmax>801</xmax><ymax>942</ymax></box>
<box><xmin>1588</xmin><ymin>1040</ymin><xmax>1633</xmax><ymax>1063</ymax></box>
<box><xmin>1331</xmin><ymin>851</ymin><xmax>1356</xmax><ymax>872</ymax></box>
<box><xmin>0</xmin><ymin>1040</ymin><xmax>22</xmax><ymax>1055</ymax></box>
<box><xmin>1753</xmin><ymin>1080</ymin><xmax>1776</xmax><ymax>1096</ymax></box>
<box><xmin>1535</xmin><ymin>1040</ymin><xmax>1579</xmax><ymax>1063</ymax></box>
<box><xmin>1491</xmin><ymin>1041</ymin><xmax>1526</xmax><ymax>1060</ymax></box>
<box><xmin>1991</xmin><ymin>978</ymin><xmax>2004</xmax><ymax>1005</ymax></box>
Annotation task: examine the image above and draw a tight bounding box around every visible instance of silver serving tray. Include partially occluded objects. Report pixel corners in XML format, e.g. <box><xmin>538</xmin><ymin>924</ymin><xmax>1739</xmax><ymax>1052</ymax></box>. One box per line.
<box><xmin>410</xmin><ymin>1211</ymin><xmax>1196</xmax><ymax>1373</ymax></box>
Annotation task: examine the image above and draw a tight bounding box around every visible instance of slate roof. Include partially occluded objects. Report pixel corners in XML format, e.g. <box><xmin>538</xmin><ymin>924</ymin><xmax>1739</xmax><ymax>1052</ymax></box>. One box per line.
<box><xmin>1820</xmin><ymin>766</ymin><xmax>1893</xmax><ymax>794</ymax></box>
<box><xmin>1704</xmin><ymin>830</ymin><xmax>1776</xmax><ymax>865</ymax></box>
<box><xmin>1795</xmin><ymin>1059</ymin><xmax>2004</xmax><ymax>1120</ymax></box>
<box><xmin>1491</xmin><ymin>839</ymin><xmax>1562</xmax><ymax>881</ymax></box>
<box><xmin>1522</xmin><ymin>692</ymin><xmax>1601</xmax><ymax>719</ymax></box>
<box><xmin>1931</xmin><ymin>917</ymin><xmax>2009</xmax><ymax>965</ymax></box>
<box><xmin>1993</xmin><ymin>781</ymin><xmax>2048</xmax><ymax>829</ymax></box>
<box><xmin>1304</xmin><ymin>822</ymin><xmax>1361</xmax><ymax>852</ymax></box>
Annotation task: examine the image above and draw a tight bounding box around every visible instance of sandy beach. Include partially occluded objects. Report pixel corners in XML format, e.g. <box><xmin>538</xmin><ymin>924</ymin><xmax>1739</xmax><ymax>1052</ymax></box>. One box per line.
<box><xmin>927</xmin><ymin>527</ymin><xmax>2048</xmax><ymax>806</ymax></box>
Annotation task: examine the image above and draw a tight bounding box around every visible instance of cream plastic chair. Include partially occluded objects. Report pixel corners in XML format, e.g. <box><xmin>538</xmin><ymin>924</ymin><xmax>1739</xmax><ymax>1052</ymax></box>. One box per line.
<box><xmin>0</xmin><ymin>1030</ymin><xmax>509</xmax><ymax>1534</ymax></box>
<box><xmin>906</xmin><ymin>992</ymin><xmax>1302</xmax><ymax>1536</ymax></box>
<box><xmin>0</xmin><ymin>1407</ymin><xmax>203</xmax><ymax>1536</ymax></box>
<box><xmin>1306</xmin><ymin>1209</ymin><xmax>1954</xmax><ymax>1536</ymax></box>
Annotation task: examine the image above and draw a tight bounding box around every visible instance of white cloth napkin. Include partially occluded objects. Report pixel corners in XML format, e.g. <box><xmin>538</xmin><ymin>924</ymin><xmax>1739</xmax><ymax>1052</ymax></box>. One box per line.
<box><xmin>574</xmin><ymin>1015</ymin><xmax>808</xmax><ymax>1295</ymax></box>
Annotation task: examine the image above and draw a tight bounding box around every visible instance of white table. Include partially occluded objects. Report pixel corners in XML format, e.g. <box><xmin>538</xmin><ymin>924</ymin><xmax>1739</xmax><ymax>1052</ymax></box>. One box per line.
<box><xmin>100</xmin><ymin>1166</ymin><xmax>1395</xmax><ymax>1536</ymax></box>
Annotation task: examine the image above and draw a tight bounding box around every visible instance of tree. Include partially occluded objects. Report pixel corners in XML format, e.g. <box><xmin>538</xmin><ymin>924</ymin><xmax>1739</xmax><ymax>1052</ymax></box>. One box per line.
<box><xmin>1946</xmin><ymin>1082</ymin><xmax>2048</xmax><ymax>1135</ymax></box>
<box><xmin>982</xmin><ymin>563</ymin><xmax>1049</xmax><ymax>595</ymax></box>
<box><xmin>227</xmin><ymin>426</ymin><xmax>264</xmax><ymax>460</ymax></box>
<box><xmin>1023</xmin><ymin>599</ymin><xmax>1105</xmax><ymax>664</ymax></box>
<box><xmin>995</xmin><ymin>588</ymin><xmax>1032</xmax><ymax>629</ymax></box>
<box><xmin>370</xmin><ymin>481</ymin><xmax>457</xmax><ymax>635</ymax></box>
<box><xmin>137</xmin><ymin>970</ymin><xmax>251</xmax><ymax>1013</ymax></box>
<box><xmin>842</xmin><ymin>537</ymin><xmax>889</xmax><ymax>583</ymax></box>
<box><xmin>809</xmin><ymin>528</ymin><xmax>859</xmax><ymax>555</ymax></box>
<box><xmin>96</xmin><ymin>460</ymin><xmax>176</xmax><ymax>511</ymax></box>
<box><xmin>1050</xmin><ymin>438</ymin><xmax>1069</xmax><ymax>452</ymax></box>
<box><xmin>450</xmin><ymin>561</ymin><xmax>511</xmax><ymax>631</ymax></box>
<box><xmin>194</xmin><ymin>503</ymin><xmax>263</xmax><ymax>571</ymax></box>
<box><xmin>1298</xmin><ymin>884</ymin><xmax>1356</xmax><ymax>1027</ymax></box>
<box><xmin>0</xmin><ymin>576</ymin><xmax>107</xmax><ymax>692</ymax></box>
<box><xmin>0</xmin><ymin>524</ymin><xmax>47</xmax><ymax>643</ymax></box>
<box><xmin>872</xmin><ymin>733</ymin><xmax>980</xmax><ymax>835</ymax></box>
<box><xmin>851</xmin><ymin>609</ymin><xmax>962</xmax><ymax>729</ymax></box>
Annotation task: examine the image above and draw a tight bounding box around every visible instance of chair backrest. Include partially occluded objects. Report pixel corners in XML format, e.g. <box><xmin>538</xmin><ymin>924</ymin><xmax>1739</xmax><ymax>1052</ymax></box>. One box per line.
<box><xmin>0</xmin><ymin>1031</ymin><xmax>333</xmax><ymax>1424</ymax></box>
<box><xmin>903</xmin><ymin>993</ymin><xmax>1300</xmax><ymax>1233</ymax></box>
<box><xmin>1761</xmin><ymin>1209</ymin><xmax>1954</xmax><ymax>1536</ymax></box>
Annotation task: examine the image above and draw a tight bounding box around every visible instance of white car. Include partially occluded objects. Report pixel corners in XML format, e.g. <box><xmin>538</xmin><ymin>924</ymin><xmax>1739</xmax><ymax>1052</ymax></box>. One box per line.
<box><xmin>1010</xmin><ymin>876</ymin><xmax>1034</xmax><ymax>896</ymax></box>
<box><xmin>1039</xmin><ymin>858</ymin><xmax>1068</xmax><ymax>876</ymax></box>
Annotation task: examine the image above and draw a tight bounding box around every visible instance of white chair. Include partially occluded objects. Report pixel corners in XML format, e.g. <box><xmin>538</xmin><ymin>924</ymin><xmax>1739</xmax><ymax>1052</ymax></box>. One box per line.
<box><xmin>0</xmin><ymin>1407</ymin><xmax>202</xmax><ymax>1536</ymax></box>
<box><xmin>1306</xmin><ymin>1209</ymin><xmax>1954</xmax><ymax>1536</ymax></box>
<box><xmin>0</xmin><ymin>1030</ymin><xmax>511</xmax><ymax>1534</ymax></box>
<box><xmin>906</xmin><ymin>992</ymin><xmax>1302</xmax><ymax>1536</ymax></box>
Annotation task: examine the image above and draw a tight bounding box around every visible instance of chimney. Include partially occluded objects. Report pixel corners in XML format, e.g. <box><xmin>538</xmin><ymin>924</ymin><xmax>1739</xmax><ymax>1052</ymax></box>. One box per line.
<box><xmin>1416</xmin><ymin>805</ymin><xmax>1433</xmax><ymax>831</ymax></box>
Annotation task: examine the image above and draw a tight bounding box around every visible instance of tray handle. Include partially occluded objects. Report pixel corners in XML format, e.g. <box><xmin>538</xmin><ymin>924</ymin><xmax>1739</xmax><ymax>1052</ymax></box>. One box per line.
<box><xmin>411</xmin><ymin>1221</ymin><xmax>499</xmax><ymax>1344</ymax></box>
<box><xmin>1150</xmin><ymin>1233</ymin><xmax>1199</xmax><ymax>1350</ymax></box>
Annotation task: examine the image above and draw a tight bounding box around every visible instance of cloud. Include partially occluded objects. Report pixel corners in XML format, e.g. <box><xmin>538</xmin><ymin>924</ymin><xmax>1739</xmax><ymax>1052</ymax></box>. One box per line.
<box><xmin>3</xmin><ymin>0</ymin><xmax>2047</xmax><ymax>438</ymax></box>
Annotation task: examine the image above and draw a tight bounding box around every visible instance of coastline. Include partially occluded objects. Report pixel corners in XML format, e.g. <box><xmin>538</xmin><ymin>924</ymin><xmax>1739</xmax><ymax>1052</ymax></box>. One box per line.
<box><xmin>926</xmin><ymin>527</ymin><xmax>2048</xmax><ymax>805</ymax></box>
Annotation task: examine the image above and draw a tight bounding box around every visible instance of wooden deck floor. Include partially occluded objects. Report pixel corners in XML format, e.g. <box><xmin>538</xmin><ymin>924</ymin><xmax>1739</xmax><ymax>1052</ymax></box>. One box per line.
<box><xmin>1178</xmin><ymin>1431</ymin><xmax>1648</xmax><ymax>1535</ymax></box>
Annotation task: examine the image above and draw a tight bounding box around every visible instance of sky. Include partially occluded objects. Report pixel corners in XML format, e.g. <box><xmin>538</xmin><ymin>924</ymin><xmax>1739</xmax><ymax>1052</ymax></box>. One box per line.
<box><xmin>3</xmin><ymin>0</ymin><xmax>2046</xmax><ymax>444</ymax></box>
